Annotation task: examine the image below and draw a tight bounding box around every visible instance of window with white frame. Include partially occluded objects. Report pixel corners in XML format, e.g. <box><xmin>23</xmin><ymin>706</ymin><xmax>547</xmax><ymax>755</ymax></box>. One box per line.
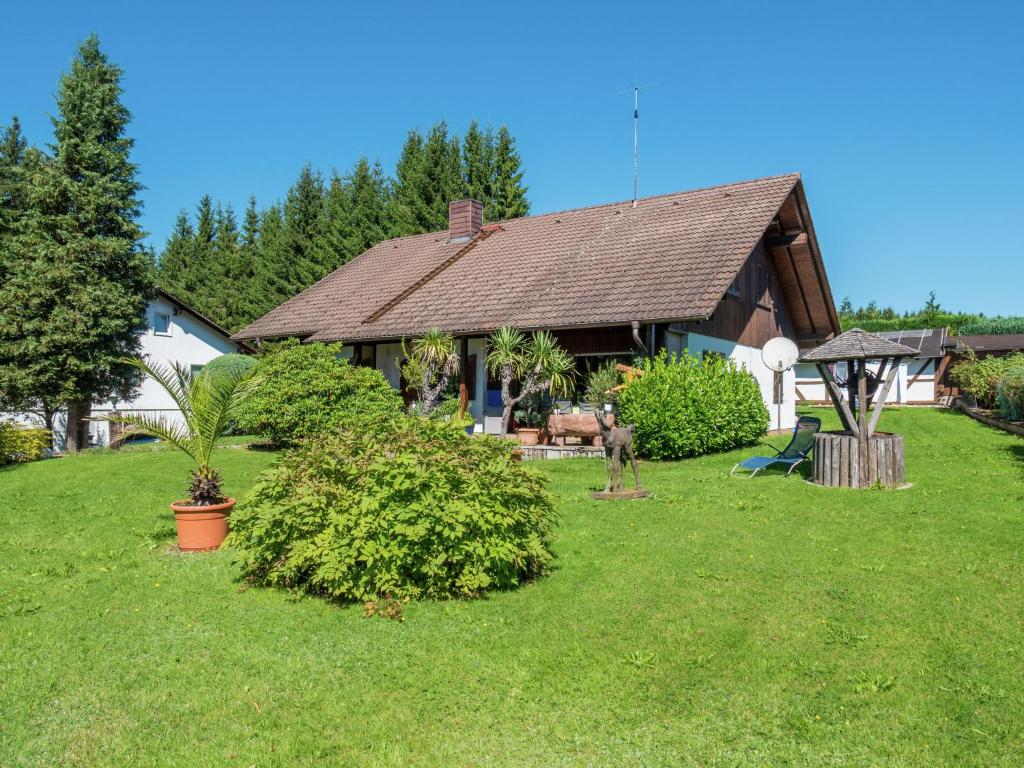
<box><xmin>152</xmin><ymin>313</ymin><xmax>172</xmax><ymax>336</ymax></box>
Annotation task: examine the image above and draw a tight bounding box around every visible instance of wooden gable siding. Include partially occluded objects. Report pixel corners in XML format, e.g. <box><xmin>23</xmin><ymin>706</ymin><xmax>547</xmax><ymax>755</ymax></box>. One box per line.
<box><xmin>675</xmin><ymin>239</ymin><xmax>796</xmax><ymax>348</ymax></box>
<box><xmin>553</xmin><ymin>326</ymin><xmax>636</xmax><ymax>356</ymax></box>
<box><xmin>765</xmin><ymin>190</ymin><xmax>838</xmax><ymax>340</ymax></box>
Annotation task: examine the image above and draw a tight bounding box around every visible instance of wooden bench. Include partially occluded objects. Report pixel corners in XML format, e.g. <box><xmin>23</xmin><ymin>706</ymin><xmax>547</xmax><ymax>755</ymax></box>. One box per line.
<box><xmin>546</xmin><ymin>412</ymin><xmax>611</xmax><ymax>447</ymax></box>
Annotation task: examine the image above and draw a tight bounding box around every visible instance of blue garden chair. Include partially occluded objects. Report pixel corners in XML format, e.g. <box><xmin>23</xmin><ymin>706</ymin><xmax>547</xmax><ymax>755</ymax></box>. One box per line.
<box><xmin>731</xmin><ymin>416</ymin><xmax>821</xmax><ymax>478</ymax></box>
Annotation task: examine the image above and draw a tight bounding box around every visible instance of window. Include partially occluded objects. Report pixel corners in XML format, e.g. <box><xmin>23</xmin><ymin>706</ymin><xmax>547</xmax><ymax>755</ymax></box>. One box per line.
<box><xmin>152</xmin><ymin>313</ymin><xmax>171</xmax><ymax>336</ymax></box>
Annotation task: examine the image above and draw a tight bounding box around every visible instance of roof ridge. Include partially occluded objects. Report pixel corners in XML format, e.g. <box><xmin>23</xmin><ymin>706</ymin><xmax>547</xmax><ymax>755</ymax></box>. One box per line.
<box><xmin>368</xmin><ymin>173</ymin><xmax>803</xmax><ymax>244</ymax></box>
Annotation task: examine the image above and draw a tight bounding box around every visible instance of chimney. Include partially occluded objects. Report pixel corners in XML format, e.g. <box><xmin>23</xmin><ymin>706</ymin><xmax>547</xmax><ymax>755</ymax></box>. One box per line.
<box><xmin>449</xmin><ymin>199</ymin><xmax>483</xmax><ymax>242</ymax></box>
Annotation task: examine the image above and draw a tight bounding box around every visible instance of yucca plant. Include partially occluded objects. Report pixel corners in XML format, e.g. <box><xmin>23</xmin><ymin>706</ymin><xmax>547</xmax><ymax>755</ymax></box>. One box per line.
<box><xmin>485</xmin><ymin>327</ymin><xmax>575</xmax><ymax>435</ymax></box>
<box><xmin>108</xmin><ymin>357</ymin><xmax>256</xmax><ymax>506</ymax></box>
<box><xmin>401</xmin><ymin>328</ymin><xmax>460</xmax><ymax>416</ymax></box>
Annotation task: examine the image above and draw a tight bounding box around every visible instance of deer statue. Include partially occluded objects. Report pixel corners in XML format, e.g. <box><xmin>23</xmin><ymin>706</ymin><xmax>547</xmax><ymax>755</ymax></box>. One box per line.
<box><xmin>594</xmin><ymin>411</ymin><xmax>642</xmax><ymax>494</ymax></box>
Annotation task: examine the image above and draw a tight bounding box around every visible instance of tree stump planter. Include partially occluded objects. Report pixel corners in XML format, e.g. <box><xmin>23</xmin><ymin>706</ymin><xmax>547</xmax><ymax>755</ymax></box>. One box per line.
<box><xmin>812</xmin><ymin>432</ymin><xmax>905</xmax><ymax>489</ymax></box>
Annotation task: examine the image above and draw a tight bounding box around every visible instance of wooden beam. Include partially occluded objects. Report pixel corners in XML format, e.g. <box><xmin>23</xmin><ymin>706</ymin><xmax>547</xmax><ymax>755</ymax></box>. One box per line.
<box><xmin>817</xmin><ymin>363</ymin><xmax>859</xmax><ymax>437</ymax></box>
<box><xmin>458</xmin><ymin>336</ymin><xmax>470</xmax><ymax>416</ymax></box>
<box><xmin>766</xmin><ymin>232</ymin><xmax>808</xmax><ymax>248</ymax></box>
<box><xmin>857</xmin><ymin>363</ymin><xmax>869</xmax><ymax>487</ymax></box>
<box><xmin>868</xmin><ymin>356</ymin><xmax>902</xmax><ymax>437</ymax></box>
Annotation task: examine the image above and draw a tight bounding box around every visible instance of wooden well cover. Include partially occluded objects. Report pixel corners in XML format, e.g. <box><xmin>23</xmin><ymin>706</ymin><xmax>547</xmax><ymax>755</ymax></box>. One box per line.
<box><xmin>812</xmin><ymin>431</ymin><xmax>905</xmax><ymax>489</ymax></box>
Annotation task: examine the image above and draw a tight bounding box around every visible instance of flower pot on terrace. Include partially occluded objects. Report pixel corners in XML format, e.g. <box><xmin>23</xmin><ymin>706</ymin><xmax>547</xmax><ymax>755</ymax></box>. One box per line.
<box><xmin>170</xmin><ymin>498</ymin><xmax>235</xmax><ymax>551</ymax></box>
<box><xmin>516</xmin><ymin>428</ymin><xmax>541</xmax><ymax>446</ymax></box>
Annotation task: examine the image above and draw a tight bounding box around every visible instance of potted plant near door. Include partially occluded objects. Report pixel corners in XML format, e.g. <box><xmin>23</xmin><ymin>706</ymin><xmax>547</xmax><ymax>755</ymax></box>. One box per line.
<box><xmin>513</xmin><ymin>391</ymin><xmax>549</xmax><ymax>446</ymax></box>
<box><xmin>107</xmin><ymin>358</ymin><xmax>256</xmax><ymax>551</ymax></box>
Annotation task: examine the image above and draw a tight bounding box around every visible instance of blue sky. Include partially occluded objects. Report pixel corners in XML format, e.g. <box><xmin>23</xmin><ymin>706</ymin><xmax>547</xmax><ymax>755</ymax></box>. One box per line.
<box><xmin>2</xmin><ymin>1</ymin><xmax>1021</xmax><ymax>315</ymax></box>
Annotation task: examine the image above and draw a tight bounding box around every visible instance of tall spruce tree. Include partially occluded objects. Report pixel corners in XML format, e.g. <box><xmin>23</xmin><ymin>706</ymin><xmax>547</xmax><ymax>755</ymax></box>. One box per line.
<box><xmin>280</xmin><ymin>164</ymin><xmax>326</xmax><ymax>289</ymax></box>
<box><xmin>421</xmin><ymin>120</ymin><xmax>463</xmax><ymax>230</ymax></box>
<box><xmin>490</xmin><ymin>125</ymin><xmax>529</xmax><ymax>221</ymax></box>
<box><xmin>0</xmin><ymin>117</ymin><xmax>29</xmax><ymax>239</ymax></box>
<box><xmin>391</xmin><ymin>128</ymin><xmax>428</xmax><ymax>236</ymax></box>
<box><xmin>0</xmin><ymin>36</ymin><xmax>153</xmax><ymax>449</ymax></box>
<box><xmin>247</xmin><ymin>202</ymin><xmax>289</xmax><ymax>320</ymax></box>
<box><xmin>229</xmin><ymin>195</ymin><xmax>262</xmax><ymax>329</ymax></box>
<box><xmin>157</xmin><ymin>209</ymin><xmax>197</xmax><ymax>298</ymax></box>
<box><xmin>338</xmin><ymin>157</ymin><xmax>391</xmax><ymax>259</ymax></box>
<box><xmin>462</xmin><ymin>119</ymin><xmax>494</xmax><ymax>209</ymax></box>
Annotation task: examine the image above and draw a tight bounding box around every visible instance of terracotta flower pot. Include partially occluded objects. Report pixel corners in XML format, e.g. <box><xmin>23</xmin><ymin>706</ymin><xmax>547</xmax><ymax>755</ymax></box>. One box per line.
<box><xmin>169</xmin><ymin>498</ymin><xmax>235</xmax><ymax>552</ymax></box>
<box><xmin>516</xmin><ymin>428</ymin><xmax>541</xmax><ymax>446</ymax></box>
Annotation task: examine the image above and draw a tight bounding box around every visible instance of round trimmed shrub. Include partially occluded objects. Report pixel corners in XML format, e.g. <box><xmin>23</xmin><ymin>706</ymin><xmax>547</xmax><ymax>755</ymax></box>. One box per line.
<box><xmin>203</xmin><ymin>353</ymin><xmax>257</xmax><ymax>381</ymax></box>
<box><xmin>617</xmin><ymin>351</ymin><xmax>769</xmax><ymax>459</ymax></box>
<box><xmin>235</xmin><ymin>340</ymin><xmax>402</xmax><ymax>445</ymax></box>
<box><xmin>229</xmin><ymin>417</ymin><xmax>557</xmax><ymax>602</ymax></box>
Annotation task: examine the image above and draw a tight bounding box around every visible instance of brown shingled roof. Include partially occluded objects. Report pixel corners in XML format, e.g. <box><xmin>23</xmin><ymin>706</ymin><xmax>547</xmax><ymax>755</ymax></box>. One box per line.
<box><xmin>801</xmin><ymin>328</ymin><xmax>919</xmax><ymax>362</ymax></box>
<box><xmin>233</xmin><ymin>173</ymin><xmax>822</xmax><ymax>343</ymax></box>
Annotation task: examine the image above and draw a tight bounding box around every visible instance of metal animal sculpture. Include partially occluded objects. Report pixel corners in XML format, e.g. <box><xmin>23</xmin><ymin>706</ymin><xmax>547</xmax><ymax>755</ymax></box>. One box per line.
<box><xmin>595</xmin><ymin>411</ymin><xmax>641</xmax><ymax>493</ymax></box>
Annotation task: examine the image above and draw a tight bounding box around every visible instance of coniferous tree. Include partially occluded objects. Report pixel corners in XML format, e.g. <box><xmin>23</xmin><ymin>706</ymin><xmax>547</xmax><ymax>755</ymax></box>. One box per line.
<box><xmin>421</xmin><ymin>120</ymin><xmax>463</xmax><ymax>230</ymax></box>
<box><xmin>157</xmin><ymin>210</ymin><xmax>197</xmax><ymax>298</ymax></box>
<box><xmin>462</xmin><ymin>119</ymin><xmax>494</xmax><ymax>208</ymax></box>
<box><xmin>280</xmin><ymin>164</ymin><xmax>327</xmax><ymax>289</ymax></box>
<box><xmin>318</xmin><ymin>170</ymin><xmax>349</xmax><ymax>266</ymax></box>
<box><xmin>0</xmin><ymin>116</ymin><xmax>29</xmax><ymax>239</ymax></box>
<box><xmin>342</xmin><ymin>157</ymin><xmax>391</xmax><ymax>257</ymax></box>
<box><xmin>0</xmin><ymin>36</ymin><xmax>153</xmax><ymax>449</ymax></box>
<box><xmin>391</xmin><ymin>128</ymin><xmax>428</xmax><ymax>236</ymax></box>
<box><xmin>247</xmin><ymin>202</ymin><xmax>289</xmax><ymax>319</ymax></box>
<box><xmin>224</xmin><ymin>195</ymin><xmax>261</xmax><ymax>329</ymax></box>
<box><xmin>490</xmin><ymin>125</ymin><xmax>529</xmax><ymax>221</ymax></box>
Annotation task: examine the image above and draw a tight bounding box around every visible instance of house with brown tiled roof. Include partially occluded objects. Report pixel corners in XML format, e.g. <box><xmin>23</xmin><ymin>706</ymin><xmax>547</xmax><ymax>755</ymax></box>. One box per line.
<box><xmin>233</xmin><ymin>173</ymin><xmax>840</xmax><ymax>433</ymax></box>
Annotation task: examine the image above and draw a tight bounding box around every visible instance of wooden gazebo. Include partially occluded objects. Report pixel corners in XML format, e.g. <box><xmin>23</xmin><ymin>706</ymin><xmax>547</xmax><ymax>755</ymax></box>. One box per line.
<box><xmin>801</xmin><ymin>329</ymin><xmax>918</xmax><ymax>488</ymax></box>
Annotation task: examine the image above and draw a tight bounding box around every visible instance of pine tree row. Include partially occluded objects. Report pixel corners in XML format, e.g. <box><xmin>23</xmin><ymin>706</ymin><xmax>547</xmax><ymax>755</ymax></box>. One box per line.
<box><xmin>157</xmin><ymin>120</ymin><xmax>530</xmax><ymax>332</ymax></box>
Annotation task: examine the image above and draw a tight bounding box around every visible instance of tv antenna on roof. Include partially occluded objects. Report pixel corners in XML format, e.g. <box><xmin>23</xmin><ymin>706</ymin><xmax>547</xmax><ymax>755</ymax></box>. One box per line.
<box><xmin>617</xmin><ymin>68</ymin><xmax>657</xmax><ymax>208</ymax></box>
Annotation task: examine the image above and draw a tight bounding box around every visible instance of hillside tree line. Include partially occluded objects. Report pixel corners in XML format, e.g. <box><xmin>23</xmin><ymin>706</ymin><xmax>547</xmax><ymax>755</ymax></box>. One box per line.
<box><xmin>838</xmin><ymin>292</ymin><xmax>1024</xmax><ymax>335</ymax></box>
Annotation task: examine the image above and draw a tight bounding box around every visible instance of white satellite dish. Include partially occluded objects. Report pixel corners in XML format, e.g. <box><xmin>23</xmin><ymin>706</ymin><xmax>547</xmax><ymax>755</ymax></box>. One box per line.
<box><xmin>762</xmin><ymin>337</ymin><xmax>799</xmax><ymax>373</ymax></box>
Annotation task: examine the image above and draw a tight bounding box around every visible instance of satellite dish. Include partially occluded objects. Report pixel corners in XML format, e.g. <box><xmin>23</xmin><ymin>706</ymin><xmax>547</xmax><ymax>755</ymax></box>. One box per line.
<box><xmin>762</xmin><ymin>337</ymin><xmax>799</xmax><ymax>372</ymax></box>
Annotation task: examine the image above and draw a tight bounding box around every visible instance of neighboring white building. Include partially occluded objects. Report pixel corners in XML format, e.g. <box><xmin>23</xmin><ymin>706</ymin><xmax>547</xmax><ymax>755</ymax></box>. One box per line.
<box><xmin>6</xmin><ymin>290</ymin><xmax>248</xmax><ymax>450</ymax></box>
<box><xmin>795</xmin><ymin>328</ymin><xmax>946</xmax><ymax>405</ymax></box>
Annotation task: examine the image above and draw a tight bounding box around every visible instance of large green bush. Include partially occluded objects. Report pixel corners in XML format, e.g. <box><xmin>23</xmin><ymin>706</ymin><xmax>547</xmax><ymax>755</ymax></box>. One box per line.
<box><xmin>950</xmin><ymin>349</ymin><xmax>1024</xmax><ymax>408</ymax></box>
<box><xmin>203</xmin><ymin>353</ymin><xmax>257</xmax><ymax>381</ymax></box>
<box><xmin>996</xmin><ymin>368</ymin><xmax>1024</xmax><ymax>421</ymax></box>
<box><xmin>0</xmin><ymin>421</ymin><xmax>51</xmax><ymax>464</ymax></box>
<box><xmin>229</xmin><ymin>417</ymin><xmax>556</xmax><ymax>602</ymax></box>
<box><xmin>617</xmin><ymin>352</ymin><xmax>769</xmax><ymax>460</ymax></box>
<box><xmin>236</xmin><ymin>340</ymin><xmax>402</xmax><ymax>444</ymax></box>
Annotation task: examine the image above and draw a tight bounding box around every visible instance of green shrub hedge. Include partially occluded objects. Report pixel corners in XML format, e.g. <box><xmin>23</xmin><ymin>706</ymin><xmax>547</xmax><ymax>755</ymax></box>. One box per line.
<box><xmin>203</xmin><ymin>353</ymin><xmax>257</xmax><ymax>381</ymax></box>
<box><xmin>617</xmin><ymin>351</ymin><xmax>769</xmax><ymax>460</ymax></box>
<box><xmin>229</xmin><ymin>417</ymin><xmax>556</xmax><ymax>602</ymax></box>
<box><xmin>235</xmin><ymin>340</ymin><xmax>402</xmax><ymax>444</ymax></box>
<box><xmin>950</xmin><ymin>350</ymin><xmax>1024</xmax><ymax>409</ymax></box>
<box><xmin>996</xmin><ymin>368</ymin><xmax>1024</xmax><ymax>421</ymax></box>
<box><xmin>0</xmin><ymin>421</ymin><xmax>51</xmax><ymax>464</ymax></box>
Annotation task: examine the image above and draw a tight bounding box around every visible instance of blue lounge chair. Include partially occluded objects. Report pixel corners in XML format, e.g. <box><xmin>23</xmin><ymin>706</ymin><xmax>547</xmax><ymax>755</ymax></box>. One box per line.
<box><xmin>731</xmin><ymin>416</ymin><xmax>821</xmax><ymax>478</ymax></box>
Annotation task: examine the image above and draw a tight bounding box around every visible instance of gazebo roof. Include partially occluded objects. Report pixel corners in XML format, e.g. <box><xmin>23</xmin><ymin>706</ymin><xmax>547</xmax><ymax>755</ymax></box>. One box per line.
<box><xmin>801</xmin><ymin>328</ymin><xmax>919</xmax><ymax>362</ymax></box>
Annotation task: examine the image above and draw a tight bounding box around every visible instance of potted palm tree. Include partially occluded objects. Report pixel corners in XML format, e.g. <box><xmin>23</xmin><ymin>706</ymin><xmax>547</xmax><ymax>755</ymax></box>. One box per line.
<box><xmin>485</xmin><ymin>327</ymin><xmax>575</xmax><ymax>442</ymax></box>
<box><xmin>108</xmin><ymin>357</ymin><xmax>256</xmax><ymax>551</ymax></box>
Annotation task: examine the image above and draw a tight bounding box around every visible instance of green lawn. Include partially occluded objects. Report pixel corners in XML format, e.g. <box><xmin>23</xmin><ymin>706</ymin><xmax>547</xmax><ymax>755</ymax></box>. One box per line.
<box><xmin>2</xmin><ymin>408</ymin><xmax>1023</xmax><ymax>766</ymax></box>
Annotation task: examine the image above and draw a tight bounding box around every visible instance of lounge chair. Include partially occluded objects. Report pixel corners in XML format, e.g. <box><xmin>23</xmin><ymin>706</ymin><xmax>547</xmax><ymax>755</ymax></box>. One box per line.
<box><xmin>731</xmin><ymin>416</ymin><xmax>821</xmax><ymax>478</ymax></box>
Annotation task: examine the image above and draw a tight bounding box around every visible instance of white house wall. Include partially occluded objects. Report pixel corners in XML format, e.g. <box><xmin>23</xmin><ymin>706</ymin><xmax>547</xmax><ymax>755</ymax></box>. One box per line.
<box><xmin>685</xmin><ymin>332</ymin><xmax>796</xmax><ymax>433</ymax></box>
<box><xmin>795</xmin><ymin>358</ymin><xmax>937</xmax><ymax>406</ymax></box>
<box><xmin>87</xmin><ymin>296</ymin><xmax>241</xmax><ymax>447</ymax></box>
